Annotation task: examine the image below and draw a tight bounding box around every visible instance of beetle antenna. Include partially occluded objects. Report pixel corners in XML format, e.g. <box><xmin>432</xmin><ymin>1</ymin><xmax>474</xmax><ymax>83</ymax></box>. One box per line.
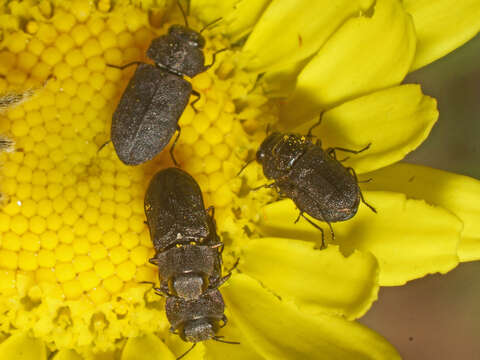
<box><xmin>266</xmin><ymin>123</ymin><xmax>271</xmax><ymax>135</ymax></box>
<box><xmin>97</xmin><ymin>140</ymin><xmax>111</xmax><ymax>154</ymax></box>
<box><xmin>237</xmin><ymin>159</ymin><xmax>254</xmax><ymax>176</ymax></box>
<box><xmin>176</xmin><ymin>0</ymin><xmax>189</xmax><ymax>28</ymax></box>
<box><xmin>200</xmin><ymin>17</ymin><xmax>223</xmax><ymax>33</ymax></box>
<box><xmin>212</xmin><ymin>336</ymin><xmax>240</xmax><ymax>345</ymax></box>
<box><xmin>176</xmin><ymin>343</ymin><xmax>196</xmax><ymax>360</ymax></box>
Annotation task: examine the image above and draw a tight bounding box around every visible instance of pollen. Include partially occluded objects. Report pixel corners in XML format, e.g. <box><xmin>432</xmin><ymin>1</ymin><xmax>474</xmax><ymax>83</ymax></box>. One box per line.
<box><xmin>0</xmin><ymin>0</ymin><xmax>274</xmax><ymax>356</ymax></box>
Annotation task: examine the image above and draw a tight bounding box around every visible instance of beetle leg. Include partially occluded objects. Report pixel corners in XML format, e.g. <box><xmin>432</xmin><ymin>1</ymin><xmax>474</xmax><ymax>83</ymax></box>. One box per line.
<box><xmin>140</xmin><ymin>280</ymin><xmax>156</xmax><ymax>286</ymax></box>
<box><xmin>327</xmin><ymin>148</ymin><xmax>350</xmax><ymax>162</ymax></box>
<box><xmin>205</xmin><ymin>205</ymin><xmax>215</xmax><ymax>217</ymax></box>
<box><xmin>140</xmin><ymin>281</ymin><xmax>167</xmax><ymax>297</ymax></box>
<box><xmin>306</xmin><ymin>112</ymin><xmax>324</xmax><ymax>139</ymax></box>
<box><xmin>346</xmin><ymin>167</ymin><xmax>377</xmax><ymax>214</ymax></box>
<box><xmin>252</xmin><ymin>182</ymin><xmax>276</xmax><ymax>191</ymax></box>
<box><xmin>211</xmin><ymin>241</ymin><xmax>224</xmax><ymax>253</ymax></box>
<box><xmin>204</xmin><ymin>48</ymin><xmax>228</xmax><ymax>70</ymax></box>
<box><xmin>248</xmin><ymin>73</ymin><xmax>265</xmax><ymax>94</ymax></box>
<box><xmin>294</xmin><ymin>211</ymin><xmax>303</xmax><ymax>224</ymax></box>
<box><xmin>298</xmin><ymin>213</ymin><xmax>331</xmax><ymax>249</ymax></box>
<box><xmin>148</xmin><ymin>257</ymin><xmax>159</xmax><ymax>266</ymax></box>
<box><xmin>106</xmin><ymin>61</ymin><xmax>143</xmax><ymax>70</ymax></box>
<box><xmin>357</xmin><ymin>177</ymin><xmax>373</xmax><ymax>183</ymax></box>
<box><xmin>153</xmin><ymin>287</ymin><xmax>168</xmax><ymax>297</ymax></box>
<box><xmin>236</xmin><ymin>158</ymin><xmax>255</xmax><ymax>176</ymax></box>
<box><xmin>226</xmin><ymin>257</ymin><xmax>240</xmax><ymax>273</ymax></box>
<box><xmin>219</xmin><ymin>314</ymin><xmax>228</xmax><ymax>328</ymax></box>
<box><xmin>327</xmin><ymin>148</ymin><xmax>337</xmax><ymax>160</ymax></box>
<box><xmin>213</xmin><ymin>257</ymin><xmax>239</xmax><ymax>288</ymax></box>
<box><xmin>214</xmin><ymin>274</ymin><xmax>231</xmax><ymax>288</ymax></box>
<box><xmin>327</xmin><ymin>142</ymin><xmax>371</xmax><ymax>156</ymax></box>
<box><xmin>169</xmin><ymin>125</ymin><xmax>181</xmax><ymax>166</ymax></box>
<box><xmin>97</xmin><ymin>140</ymin><xmax>111</xmax><ymax>154</ymax></box>
<box><xmin>190</xmin><ymin>90</ymin><xmax>201</xmax><ymax>112</ymax></box>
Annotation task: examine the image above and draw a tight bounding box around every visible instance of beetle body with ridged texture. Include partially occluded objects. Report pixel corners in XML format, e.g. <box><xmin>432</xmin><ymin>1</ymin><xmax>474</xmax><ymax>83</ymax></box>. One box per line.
<box><xmin>257</xmin><ymin>132</ymin><xmax>361</xmax><ymax>222</ymax></box>
<box><xmin>111</xmin><ymin>25</ymin><xmax>208</xmax><ymax>165</ymax></box>
<box><xmin>166</xmin><ymin>288</ymin><xmax>225</xmax><ymax>343</ymax></box>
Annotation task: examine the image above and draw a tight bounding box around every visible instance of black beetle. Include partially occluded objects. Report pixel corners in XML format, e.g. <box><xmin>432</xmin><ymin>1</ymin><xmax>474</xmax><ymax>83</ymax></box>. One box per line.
<box><xmin>144</xmin><ymin>167</ymin><xmax>219</xmax><ymax>252</ymax></box>
<box><xmin>150</xmin><ymin>244</ymin><xmax>226</xmax><ymax>300</ymax></box>
<box><xmin>144</xmin><ymin>167</ymin><xmax>227</xmax><ymax>299</ymax></box>
<box><xmin>254</xmin><ymin>116</ymin><xmax>376</xmax><ymax>248</ymax></box>
<box><xmin>166</xmin><ymin>288</ymin><xmax>239</xmax><ymax>359</ymax></box>
<box><xmin>166</xmin><ymin>288</ymin><xmax>226</xmax><ymax>343</ymax></box>
<box><xmin>144</xmin><ymin>168</ymin><xmax>238</xmax><ymax>357</ymax></box>
<box><xmin>108</xmin><ymin>3</ymin><xmax>224</xmax><ymax>166</ymax></box>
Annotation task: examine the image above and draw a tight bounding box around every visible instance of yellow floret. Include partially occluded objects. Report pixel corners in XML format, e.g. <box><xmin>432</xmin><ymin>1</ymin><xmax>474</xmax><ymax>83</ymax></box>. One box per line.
<box><xmin>56</xmin><ymin>263</ymin><xmax>76</xmax><ymax>282</ymax></box>
<box><xmin>26</xmin><ymin>21</ymin><xmax>39</xmax><ymax>35</ymax></box>
<box><xmin>0</xmin><ymin>2</ymin><xmax>269</xmax><ymax>355</ymax></box>
<box><xmin>3</xmin><ymin>232</ymin><xmax>21</xmax><ymax>251</ymax></box>
<box><xmin>18</xmin><ymin>250</ymin><xmax>38</xmax><ymax>271</ymax></box>
<box><xmin>11</xmin><ymin>214</ymin><xmax>29</xmax><ymax>234</ymax></box>
<box><xmin>0</xmin><ymin>250</ymin><xmax>18</xmax><ymax>269</ymax></box>
<box><xmin>56</xmin><ymin>244</ymin><xmax>74</xmax><ymax>262</ymax></box>
<box><xmin>38</xmin><ymin>249</ymin><xmax>56</xmax><ymax>267</ymax></box>
<box><xmin>22</xmin><ymin>232</ymin><xmax>40</xmax><ymax>251</ymax></box>
<box><xmin>73</xmin><ymin>255</ymin><xmax>93</xmax><ymax>273</ymax></box>
<box><xmin>63</xmin><ymin>279</ymin><xmax>83</xmax><ymax>299</ymax></box>
<box><xmin>78</xmin><ymin>270</ymin><xmax>100</xmax><ymax>291</ymax></box>
<box><xmin>6</xmin><ymin>33</ymin><xmax>28</xmax><ymax>53</ymax></box>
<box><xmin>11</xmin><ymin>119</ymin><xmax>29</xmax><ymax>137</ymax></box>
<box><xmin>95</xmin><ymin>258</ymin><xmax>115</xmax><ymax>279</ymax></box>
<box><xmin>41</xmin><ymin>47</ymin><xmax>62</xmax><ymax>66</ymax></box>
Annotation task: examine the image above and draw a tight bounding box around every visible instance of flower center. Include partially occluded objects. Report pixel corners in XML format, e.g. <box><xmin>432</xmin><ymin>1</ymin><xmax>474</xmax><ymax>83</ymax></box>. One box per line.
<box><xmin>0</xmin><ymin>1</ymin><xmax>277</xmax><ymax>354</ymax></box>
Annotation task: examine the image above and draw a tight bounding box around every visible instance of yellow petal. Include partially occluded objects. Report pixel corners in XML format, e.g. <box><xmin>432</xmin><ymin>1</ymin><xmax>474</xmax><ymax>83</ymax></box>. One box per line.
<box><xmin>52</xmin><ymin>350</ymin><xmax>83</xmax><ymax>360</ymax></box>
<box><xmin>0</xmin><ymin>333</ymin><xmax>46</xmax><ymax>360</ymax></box>
<box><xmin>259</xmin><ymin>192</ymin><xmax>461</xmax><ymax>286</ymax></box>
<box><xmin>204</xmin><ymin>310</ymin><xmax>264</xmax><ymax>360</ymax></box>
<box><xmin>223</xmin><ymin>273</ymin><xmax>401</xmax><ymax>360</ymax></box>
<box><xmin>191</xmin><ymin>0</ymin><xmax>272</xmax><ymax>41</ymax></box>
<box><xmin>261</xmin><ymin>59</ymin><xmax>309</xmax><ymax>98</ymax></box>
<box><xmin>240</xmin><ymin>238</ymin><xmax>378</xmax><ymax>319</ymax></box>
<box><xmin>405</xmin><ymin>0</ymin><xmax>480</xmax><ymax>70</ymax></box>
<box><xmin>240</xmin><ymin>0</ymin><xmax>375</xmax><ymax>72</ymax></box>
<box><xmin>361</xmin><ymin>163</ymin><xmax>480</xmax><ymax>262</ymax></box>
<box><xmin>293</xmin><ymin>84</ymin><xmax>438</xmax><ymax>174</ymax></box>
<box><xmin>122</xmin><ymin>333</ymin><xmax>175</xmax><ymax>360</ymax></box>
<box><xmin>281</xmin><ymin>0</ymin><xmax>416</xmax><ymax>123</ymax></box>
<box><xmin>164</xmin><ymin>335</ymin><xmax>205</xmax><ymax>360</ymax></box>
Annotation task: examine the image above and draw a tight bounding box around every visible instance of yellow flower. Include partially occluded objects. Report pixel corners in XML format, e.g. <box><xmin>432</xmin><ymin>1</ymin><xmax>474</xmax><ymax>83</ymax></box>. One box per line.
<box><xmin>0</xmin><ymin>0</ymin><xmax>479</xmax><ymax>359</ymax></box>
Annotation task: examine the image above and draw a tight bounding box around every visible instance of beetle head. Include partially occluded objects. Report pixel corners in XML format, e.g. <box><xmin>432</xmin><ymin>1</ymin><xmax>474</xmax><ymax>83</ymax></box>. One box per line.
<box><xmin>182</xmin><ymin>318</ymin><xmax>217</xmax><ymax>343</ymax></box>
<box><xmin>257</xmin><ymin>132</ymin><xmax>306</xmax><ymax>179</ymax></box>
<box><xmin>169</xmin><ymin>25</ymin><xmax>206</xmax><ymax>48</ymax></box>
<box><xmin>172</xmin><ymin>273</ymin><xmax>207</xmax><ymax>300</ymax></box>
<box><xmin>256</xmin><ymin>132</ymin><xmax>283</xmax><ymax>164</ymax></box>
<box><xmin>147</xmin><ymin>25</ymin><xmax>206</xmax><ymax>78</ymax></box>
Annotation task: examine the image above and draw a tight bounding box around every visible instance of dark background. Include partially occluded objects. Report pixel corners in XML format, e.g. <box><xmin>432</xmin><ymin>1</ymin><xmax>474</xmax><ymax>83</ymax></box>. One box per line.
<box><xmin>359</xmin><ymin>34</ymin><xmax>480</xmax><ymax>359</ymax></box>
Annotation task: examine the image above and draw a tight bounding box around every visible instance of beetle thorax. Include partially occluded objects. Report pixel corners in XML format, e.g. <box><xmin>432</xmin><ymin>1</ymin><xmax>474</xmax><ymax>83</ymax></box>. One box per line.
<box><xmin>257</xmin><ymin>133</ymin><xmax>308</xmax><ymax>179</ymax></box>
<box><xmin>146</xmin><ymin>25</ymin><xmax>206</xmax><ymax>78</ymax></box>
<box><xmin>183</xmin><ymin>318</ymin><xmax>215</xmax><ymax>343</ymax></box>
<box><xmin>172</xmin><ymin>273</ymin><xmax>206</xmax><ymax>300</ymax></box>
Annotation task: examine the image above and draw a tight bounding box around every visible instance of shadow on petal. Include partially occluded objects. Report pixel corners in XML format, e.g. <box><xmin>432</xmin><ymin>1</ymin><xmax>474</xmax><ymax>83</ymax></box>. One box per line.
<box><xmin>223</xmin><ymin>273</ymin><xmax>401</xmax><ymax>360</ymax></box>
<box><xmin>361</xmin><ymin>162</ymin><xmax>480</xmax><ymax>262</ymax></box>
<box><xmin>282</xmin><ymin>0</ymin><xmax>416</xmax><ymax>123</ymax></box>
<box><xmin>405</xmin><ymin>0</ymin><xmax>480</xmax><ymax>70</ymax></box>
<box><xmin>52</xmin><ymin>350</ymin><xmax>83</xmax><ymax>360</ymax></box>
<box><xmin>0</xmin><ymin>333</ymin><xmax>46</xmax><ymax>360</ymax></box>
<box><xmin>239</xmin><ymin>238</ymin><xmax>379</xmax><ymax>319</ymax></box>
<box><xmin>293</xmin><ymin>84</ymin><xmax>438</xmax><ymax>174</ymax></box>
<box><xmin>259</xmin><ymin>191</ymin><xmax>461</xmax><ymax>286</ymax></box>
